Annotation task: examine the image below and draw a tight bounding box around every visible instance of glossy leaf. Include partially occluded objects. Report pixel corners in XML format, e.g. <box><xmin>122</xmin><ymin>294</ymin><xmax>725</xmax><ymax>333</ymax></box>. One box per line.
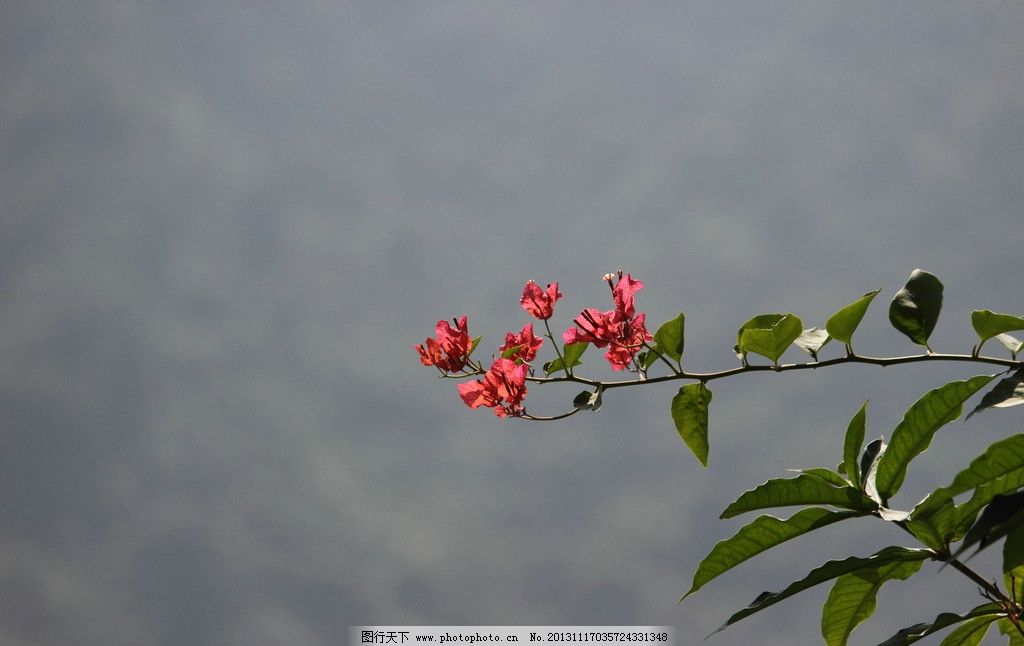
<box><xmin>671</xmin><ymin>383</ymin><xmax>710</xmax><ymax>466</ymax></box>
<box><xmin>543</xmin><ymin>342</ymin><xmax>587</xmax><ymax>376</ymax></box>
<box><xmin>860</xmin><ymin>437</ymin><xmax>886</xmax><ymax>504</ymax></box>
<box><xmin>966</xmin><ymin>368</ymin><xmax>1024</xmax><ymax>420</ymax></box>
<box><xmin>971</xmin><ymin>310</ymin><xmax>1024</xmax><ymax>350</ymax></box>
<box><xmin>997</xmin><ymin>618</ymin><xmax>1024</xmax><ymax>646</ymax></box>
<box><xmin>889</xmin><ymin>269</ymin><xmax>943</xmax><ymax>349</ymax></box>
<box><xmin>826</xmin><ymin>288</ymin><xmax>881</xmax><ymax>346</ymax></box>
<box><xmin>821</xmin><ymin>558</ymin><xmax>924</xmax><ymax>646</ymax></box>
<box><xmin>794</xmin><ymin>327</ymin><xmax>831</xmax><ymax>360</ymax></box>
<box><xmin>737</xmin><ymin>313</ymin><xmax>803</xmax><ymax>365</ymax></box>
<box><xmin>874</xmin><ymin>375</ymin><xmax>995</xmax><ymax>504</ymax></box>
<box><xmin>997</xmin><ymin>333</ymin><xmax>1024</xmax><ymax>359</ymax></box>
<box><xmin>843</xmin><ymin>402</ymin><xmax>868</xmax><ymax>491</ymax></box>
<box><xmin>954</xmin><ymin>471</ymin><xmax>1024</xmax><ymax>543</ymax></box>
<box><xmin>720</xmin><ymin>474</ymin><xmax>876</xmax><ymax>519</ymax></box>
<box><xmin>682</xmin><ymin>508</ymin><xmax>860</xmax><ymax>600</ymax></box>
<box><xmin>653</xmin><ymin>313</ymin><xmax>685</xmax><ymax>362</ymax></box>
<box><xmin>711</xmin><ymin>546</ymin><xmax>931</xmax><ymax>636</ymax></box>
<box><xmin>878</xmin><ymin>604</ymin><xmax>1001</xmax><ymax>645</ymax></box>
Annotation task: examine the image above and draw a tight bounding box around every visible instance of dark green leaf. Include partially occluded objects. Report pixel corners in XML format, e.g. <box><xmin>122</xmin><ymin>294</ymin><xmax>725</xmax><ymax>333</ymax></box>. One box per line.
<box><xmin>572</xmin><ymin>386</ymin><xmax>603</xmax><ymax>412</ymax></box>
<box><xmin>681</xmin><ymin>508</ymin><xmax>860</xmax><ymax>600</ymax></box>
<box><xmin>720</xmin><ymin>474</ymin><xmax>876</xmax><ymax>519</ymax></box>
<box><xmin>711</xmin><ymin>546</ymin><xmax>932</xmax><ymax>636</ymax></box>
<box><xmin>905</xmin><ymin>499</ymin><xmax>956</xmax><ymax>551</ymax></box>
<box><xmin>653</xmin><ymin>313</ymin><xmax>685</xmax><ymax>362</ymax></box>
<box><xmin>997</xmin><ymin>333</ymin><xmax>1024</xmax><ymax>359</ymax></box>
<box><xmin>737</xmin><ymin>313</ymin><xmax>804</xmax><ymax>365</ymax></box>
<box><xmin>952</xmin><ymin>491</ymin><xmax>1024</xmax><ymax>562</ymax></box>
<box><xmin>543</xmin><ymin>342</ymin><xmax>587</xmax><ymax>375</ymax></box>
<box><xmin>826</xmin><ymin>288</ymin><xmax>881</xmax><ymax>346</ymax></box>
<box><xmin>843</xmin><ymin>402</ymin><xmax>868</xmax><ymax>491</ymax></box>
<box><xmin>913</xmin><ymin>434</ymin><xmax>1024</xmax><ymax>520</ymax></box>
<box><xmin>671</xmin><ymin>383</ymin><xmax>710</xmax><ymax>466</ymax></box>
<box><xmin>1004</xmin><ymin>523</ymin><xmax>1024</xmax><ymax>604</ymax></box>
<box><xmin>875</xmin><ymin>375</ymin><xmax>995</xmax><ymax>504</ymax></box>
<box><xmin>971</xmin><ymin>310</ymin><xmax>1024</xmax><ymax>350</ymax></box>
<box><xmin>966</xmin><ymin>368</ymin><xmax>1024</xmax><ymax>420</ymax></box>
<box><xmin>821</xmin><ymin>558</ymin><xmax>924</xmax><ymax>646</ymax></box>
<box><xmin>794</xmin><ymin>327</ymin><xmax>831</xmax><ymax>360</ymax></box>
<box><xmin>861</xmin><ymin>437</ymin><xmax>887</xmax><ymax>505</ymax></box>
<box><xmin>877</xmin><ymin>604</ymin><xmax>1001</xmax><ymax>645</ymax></box>
<box><xmin>889</xmin><ymin>269</ymin><xmax>943</xmax><ymax>349</ymax></box>
<box><xmin>954</xmin><ymin>475</ymin><xmax>1024</xmax><ymax>543</ymax></box>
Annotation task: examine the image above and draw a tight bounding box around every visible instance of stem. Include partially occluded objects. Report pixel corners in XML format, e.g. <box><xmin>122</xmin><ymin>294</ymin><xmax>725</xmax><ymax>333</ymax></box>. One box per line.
<box><xmin>643</xmin><ymin>341</ymin><xmax>681</xmax><ymax>375</ymax></box>
<box><xmin>526</xmin><ymin>352</ymin><xmax>1021</xmax><ymax>389</ymax></box>
<box><xmin>543</xmin><ymin>318</ymin><xmax>570</xmax><ymax>376</ymax></box>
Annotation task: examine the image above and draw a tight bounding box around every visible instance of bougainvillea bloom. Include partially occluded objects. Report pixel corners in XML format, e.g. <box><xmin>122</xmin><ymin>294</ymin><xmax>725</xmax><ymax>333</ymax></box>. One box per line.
<box><xmin>563</xmin><ymin>272</ymin><xmax>652</xmax><ymax>371</ymax></box>
<box><xmin>415</xmin><ymin>316</ymin><xmax>473</xmax><ymax>373</ymax></box>
<box><xmin>498</xmin><ymin>323</ymin><xmax>543</xmax><ymax>363</ymax></box>
<box><xmin>520</xmin><ymin>280</ymin><xmax>562</xmax><ymax>320</ymax></box>
<box><xmin>457</xmin><ymin>358</ymin><xmax>528</xmax><ymax>417</ymax></box>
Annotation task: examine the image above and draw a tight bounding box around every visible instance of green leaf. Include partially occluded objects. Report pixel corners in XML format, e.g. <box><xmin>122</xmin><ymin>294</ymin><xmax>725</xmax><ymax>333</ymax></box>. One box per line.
<box><xmin>720</xmin><ymin>474</ymin><xmax>877</xmax><ymax>519</ymax></box>
<box><xmin>843</xmin><ymin>402</ymin><xmax>868</xmax><ymax>491</ymax></box>
<box><xmin>821</xmin><ymin>558</ymin><xmax>924</xmax><ymax>646</ymax></box>
<box><xmin>653</xmin><ymin>313</ymin><xmax>685</xmax><ymax>362</ymax></box>
<box><xmin>861</xmin><ymin>437</ymin><xmax>887</xmax><ymax>504</ymax></box>
<box><xmin>966</xmin><ymin>368</ymin><xmax>1024</xmax><ymax>420</ymax></box>
<box><xmin>469</xmin><ymin>336</ymin><xmax>482</xmax><ymax>356</ymax></box>
<box><xmin>500</xmin><ymin>344</ymin><xmax>524</xmax><ymax>359</ymax></box>
<box><xmin>711</xmin><ymin>546</ymin><xmax>932</xmax><ymax>636</ymax></box>
<box><xmin>682</xmin><ymin>508</ymin><xmax>860</xmax><ymax>600</ymax></box>
<box><xmin>1004</xmin><ymin>523</ymin><xmax>1024</xmax><ymax>603</ymax></box>
<box><xmin>874</xmin><ymin>375</ymin><xmax>996</xmax><ymax>504</ymax></box>
<box><xmin>826</xmin><ymin>288</ymin><xmax>881</xmax><ymax>346</ymax></box>
<box><xmin>938</xmin><ymin>616</ymin><xmax>998</xmax><ymax>646</ymax></box>
<box><xmin>952</xmin><ymin>491</ymin><xmax>1024</xmax><ymax>563</ymax></box>
<box><xmin>671</xmin><ymin>383</ymin><xmax>710</xmax><ymax>466</ymax></box>
<box><xmin>798</xmin><ymin>468</ymin><xmax>851</xmax><ymax>488</ymax></box>
<box><xmin>997</xmin><ymin>618</ymin><xmax>1024</xmax><ymax>646</ymax></box>
<box><xmin>737</xmin><ymin>313</ymin><xmax>804</xmax><ymax>365</ymax></box>
<box><xmin>877</xmin><ymin>604</ymin><xmax>1001</xmax><ymax>645</ymax></box>
<box><xmin>971</xmin><ymin>310</ymin><xmax>1024</xmax><ymax>353</ymax></box>
<box><xmin>889</xmin><ymin>269</ymin><xmax>944</xmax><ymax>349</ymax></box>
<box><xmin>997</xmin><ymin>333</ymin><xmax>1024</xmax><ymax>359</ymax></box>
<box><xmin>572</xmin><ymin>386</ymin><xmax>603</xmax><ymax>412</ymax></box>
<box><xmin>543</xmin><ymin>342</ymin><xmax>587</xmax><ymax>375</ymax></box>
<box><xmin>905</xmin><ymin>498</ymin><xmax>956</xmax><ymax>551</ymax></box>
<box><xmin>794</xmin><ymin>327</ymin><xmax>831</xmax><ymax>360</ymax></box>
<box><xmin>913</xmin><ymin>434</ymin><xmax>1024</xmax><ymax>521</ymax></box>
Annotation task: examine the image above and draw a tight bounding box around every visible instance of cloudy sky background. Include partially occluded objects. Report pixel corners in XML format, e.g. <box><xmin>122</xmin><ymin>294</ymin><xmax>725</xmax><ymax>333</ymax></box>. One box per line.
<box><xmin>2</xmin><ymin>2</ymin><xmax>1023</xmax><ymax>645</ymax></box>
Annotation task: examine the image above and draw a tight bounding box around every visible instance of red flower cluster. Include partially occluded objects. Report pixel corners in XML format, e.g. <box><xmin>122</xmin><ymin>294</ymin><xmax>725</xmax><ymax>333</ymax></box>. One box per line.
<box><xmin>458</xmin><ymin>358</ymin><xmax>528</xmax><ymax>418</ymax></box>
<box><xmin>499</xmin><ymin>323</ymin><xmax>543</xmax><ymax>363</ymax></box>
<box><xmin>415</xmin><ymin>316</ymin><xmax>473</xmax><ymax>373</ymax></box>
<box><xmin>520</xmin><ymin>280</ymin><xmax>562</xmax><ymax>320</ymax></box>
<box><xmin>563</xmin><ymin>271</ymin><xmax>652</xmax><ymax>371</ymax></box>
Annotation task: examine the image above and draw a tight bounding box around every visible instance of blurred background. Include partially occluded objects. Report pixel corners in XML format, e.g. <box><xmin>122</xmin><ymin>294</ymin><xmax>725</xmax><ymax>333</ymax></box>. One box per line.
<box><xmin>2</xmin><ymin>3</ymin><xmax>1022</xmax><ymax>645</ymax></box>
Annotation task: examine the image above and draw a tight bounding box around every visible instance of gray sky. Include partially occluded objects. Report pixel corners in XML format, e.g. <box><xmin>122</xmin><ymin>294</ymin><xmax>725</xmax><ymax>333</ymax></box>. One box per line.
<box><xmin>2</xmin><ymin>2</ymin><xmax>1023</xmax><ymax>645</ymax></box>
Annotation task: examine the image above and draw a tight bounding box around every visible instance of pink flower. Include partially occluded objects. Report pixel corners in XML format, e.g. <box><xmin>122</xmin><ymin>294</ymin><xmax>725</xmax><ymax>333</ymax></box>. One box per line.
<box><xmin>563</xmin><ymin>272</ymin><xmax>652</xmax><ymax>371</ymax></box>
<box><xmin>520</xmin><ymin>280</ymin><xmax>562</xmax><ymax>320</ymax></box>
<box><xmin>457</xmin><ymin>358</ymin><xmax>528</xmax><ymax>417</ymax></box>
<box><xmin>415</xmin><ymin>316</ymin><xmax>473</xmax><ymax>373</ymax></box>
<box><xmin>499</xmin><ymin>323</ymin><xmax>543</xmax><ymax>363</ymax></box>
